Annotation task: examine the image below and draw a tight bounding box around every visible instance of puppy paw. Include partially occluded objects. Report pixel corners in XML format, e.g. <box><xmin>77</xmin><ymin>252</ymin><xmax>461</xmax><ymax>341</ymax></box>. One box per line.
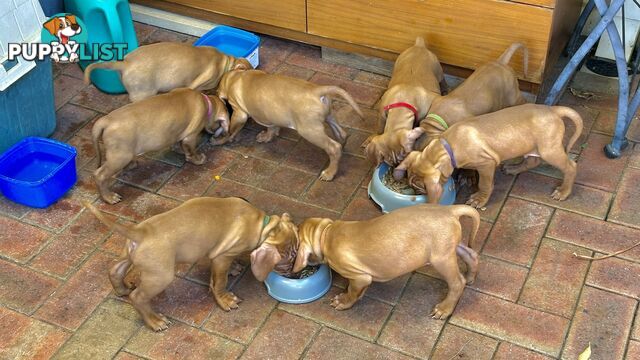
<box><xmin>465</xmin><ymin>193</ymin><xmax>488</xmax><ymax>209</ymax></box>
<box><xmin>229</xmin><ymin>261</ymin><xmax>245</xmax><ymax>277</ymax></box>
<box><xmin>103</xmin><ymin>192</ymin><xmax>122</xmax><ymax>205</ymax></box>
<box><xmin>464</xmin><ymin>273</ymin><xmax>477</xmax><ymax>285</ymax></box>
<box><xmin>319</xmin><ymin>169</ymin><xmax>336</xmax><ymax>181</ymax></box>
<box><xmin>211</xmin><ymin>137</ymin><xmax>230</xmax><ymax>146</ymax></box>
<box><xmin>113</xmin><ymin>288</ymin><xmax>131</xmax><ymax>296</ymax></box>
<box><xmin>551</xmin><ymin>187</ymin><xmax>570</xmax><ymax>201</ymax></box>
<box><xmin>256</xmin><ymin>130</ymin><xmax>275</xmax><ymax>143</ymax></box>
<box><xmin>330</xmin><ymin>293</ymin><xmax>355</xmax><ymax>310</ymax></box>
<box><xmin>430</xmin><ymin>302</ymin><xmax>454</xmax><ymax>320</ymax></box>
<box><xmin>215</xmin><ymin>291</ymin><xmax>242</xmax><ymax>311</ymax></box>
<box><xmin>187</xmin><ymin>153</ymin><xmax>206</xmax><ymax>165</ymax></box>
<box><xmin>146</xmin><ymin>312</ymin><xmax>171</xmax><ymax>332</ymax></box>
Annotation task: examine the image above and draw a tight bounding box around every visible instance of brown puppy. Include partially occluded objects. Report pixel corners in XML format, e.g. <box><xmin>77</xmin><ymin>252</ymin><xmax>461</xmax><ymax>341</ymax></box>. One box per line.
<box><xmin>411</xmin><ymin>43</ymin><xmax>529</xmax><ymax>151</ymax></box>
<box><xmin>92</xmin><ymin>88</ymin><xmax>228</xmax><ymax>204</ymax></box>
<box><xmin>394</xmin><ymin>104</ymin><xmax>583</xmax><ymax>208</ymax></box>
<box><xmin>364</xmin><ymin>37</ymin><xmax>444</xmax><ymax>165</ymax></box>
<box><xmin>84</xmin><ymin>197</ymin><xmax>299</xmax><ymax>331</ymax></box>
<box><xmin>84</xmin><ymin>42</ymin><xmax>252</xmax><ymax>102</ymax></box>
<box><xmin>214</xmin><ymin>69</ymin><xmax>363</xmax><ymax>181</ymax></box>
<box><xmin>293</xmin><ymin>204</ymin><xmax>480</xmax><ymax>319</ymax></box>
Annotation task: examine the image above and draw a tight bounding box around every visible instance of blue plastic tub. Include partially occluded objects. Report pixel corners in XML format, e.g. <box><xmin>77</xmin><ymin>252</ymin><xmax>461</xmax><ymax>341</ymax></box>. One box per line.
<box><xmin>264</xmin><ymin>264</ymin><xmax>332</xmax><ymax>304</ymax></box>
<box><xmin>368</xmin><ymin>163</ymin><xmax>456</xmax><ymax>213</ymax></box>
<box><xmin>195</xmin><ymin>25</ymin><xmax>260</xmax><ymax>68</ymax></box>
<box><xmin>0</xmin><ymin>137</ymin><xmax>78</xmax><ymax>208</ymax></box>
<box><xmin>66</xmin><ymin>0</ymin><xmax>139</xmax><ymax>94</ymax></box>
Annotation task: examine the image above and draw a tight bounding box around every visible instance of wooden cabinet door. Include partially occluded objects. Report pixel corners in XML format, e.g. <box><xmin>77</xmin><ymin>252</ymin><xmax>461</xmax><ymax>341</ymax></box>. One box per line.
<box><xmin>165</xmin><ymin>0</ymin><xmax>306</xmax><ymax>32</ymax></box>
<box><xmin>307</xmin><ymin>0</ymin><xmax>554</xmax><ymax>82</ymax></box>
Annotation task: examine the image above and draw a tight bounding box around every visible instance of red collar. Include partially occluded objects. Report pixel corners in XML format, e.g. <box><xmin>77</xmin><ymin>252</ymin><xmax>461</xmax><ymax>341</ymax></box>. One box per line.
<box><xmin>383</xmin><ymin>102</ymin><xmax>419</xmax><ymax>120</ymax></box>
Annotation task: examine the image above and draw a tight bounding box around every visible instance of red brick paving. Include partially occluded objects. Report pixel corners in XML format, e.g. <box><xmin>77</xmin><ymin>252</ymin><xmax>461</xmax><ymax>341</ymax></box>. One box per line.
<box><xmin>561</xmin><ymin>286</ymin><xmax>636</xmax><ymax>360</ymax></box>
<box><xmin>450</xmin><ymin>290</ymin><xmax>570</xmax><ymax>357</ymax></box>
<box><xmin>1</xmin><ymin>24</ymin><xmax>639</xmax><ymax>359</ymax></box>
<box><xmin>518</xmin><ymin>239</ymin><xmax>591</xmax><ymax>318</ymax></box>
<box><xmin>608</xmin><ymin>167</ymin><xmax>640</xmax><ymax>229</ymax></box>
<box><xmin>482</xmin><ymin>197</ymin><xmax>553</xmax><ymax>266</ymax></box>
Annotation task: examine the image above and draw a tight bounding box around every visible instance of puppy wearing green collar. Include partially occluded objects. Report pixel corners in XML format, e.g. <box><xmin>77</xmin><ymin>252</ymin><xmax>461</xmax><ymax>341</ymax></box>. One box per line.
<box><xmin>84</xmin><ymin>197</ymin><xmax>299</xmax><ymax>331</ymax></box>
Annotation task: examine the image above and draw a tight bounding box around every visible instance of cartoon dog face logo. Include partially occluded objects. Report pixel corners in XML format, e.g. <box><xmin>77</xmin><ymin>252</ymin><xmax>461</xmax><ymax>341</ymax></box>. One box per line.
<box><xmin>42</xmin><ymin>14</ymin><xmax>83</xmax><ymax>63</ymax></box>
<box><xmin>43</xmin><ymin>15</ymin><xmax>82</xmax><ymax>44</ymax></box>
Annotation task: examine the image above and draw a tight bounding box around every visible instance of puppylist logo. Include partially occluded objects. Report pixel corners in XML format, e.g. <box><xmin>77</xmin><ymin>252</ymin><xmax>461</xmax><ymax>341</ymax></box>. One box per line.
<box><xmin>7</xmin><ymin>13</ymin><xmax>127</xmax><ymax>63</ymax></box>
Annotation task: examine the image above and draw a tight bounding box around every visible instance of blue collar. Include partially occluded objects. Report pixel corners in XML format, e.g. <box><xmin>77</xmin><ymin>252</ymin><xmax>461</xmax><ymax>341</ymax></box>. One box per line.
<box><xmin>263</xmin><ymin>215</ymin><xmax>270</xmax><ymax>229</ymax></box>
<box><xmin>440</xmin><ymin>138</ymin><xmax>457</xmax><ymax>169</ymax></box>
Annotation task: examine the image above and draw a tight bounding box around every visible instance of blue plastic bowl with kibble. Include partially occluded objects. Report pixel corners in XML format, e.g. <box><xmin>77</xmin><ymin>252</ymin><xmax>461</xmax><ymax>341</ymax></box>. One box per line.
<box><xmin>0</xmin><ymin>137</ymin><xmax>77</xmax><ymax>208</ymax></box>
<box><xmin>368</xmin><ymin>162</ymin><xmax>456</xmax><ymax>213</ymax></box>
<box><xmin>264</xmin><ymin>264</ymin><xmax>332</xmax><ymax>304</ymax></box>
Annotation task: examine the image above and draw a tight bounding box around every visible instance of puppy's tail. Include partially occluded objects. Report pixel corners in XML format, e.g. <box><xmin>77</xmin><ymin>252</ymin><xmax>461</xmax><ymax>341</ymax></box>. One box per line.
<box><xmin>552</xmin><ymin>106</ymin><xmax>584</xmax><ymax>153</ymax></box>
<box><xmin>315</xmin><ymin>86</ymin><xmax>364</xmax><ymax>118</ymax></box>
<box><xmin>82</xmin><ymin>201</ymin><xmax>143</xmax><ymax>242</ymax></box>
<box><xmin>451</xmin><ymin>205</ymin><xmax>480</xmax><ymax>250</ymax></box>
<box><xmin>84</xmin><ymin>61</ymin><xmax>125</xmax><ymax>85</ymax></box>
<box><xmin>498</xmin><ymin>42</ymin><xmax>528</xmax><ymax>78</ymax></box>
<box><xmin>91</xmin><ymin>118</ymin><xmax>106</xmax><ymax>168</ymax></box>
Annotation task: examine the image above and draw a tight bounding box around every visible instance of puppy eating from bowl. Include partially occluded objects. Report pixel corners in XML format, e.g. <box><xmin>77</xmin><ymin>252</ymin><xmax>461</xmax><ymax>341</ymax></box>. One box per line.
<box><xmin>84</xmin><ymin>197</ymin><xmax>299</xmax><ymax>331</ymax></box>
<box><xmin>292</xmin><ymin>204</ymin><xmax>480</xmax><ymax>319</ymax></box>
<box><xmin>91</xmin><ymin>88</ymin><xmax>228</xmax><ymax>204</ymax></box>
<box><xmin>394</xmin><ymin>104</ymin><xmax>583</xmax><ymax>208</ymax></box>
<box><xmin>84</xmin><ymin>42</ymin><xmax>252</xmax><ymax>102</ymax></box>
<box><xmin>213</xmin><ymin>69</ymin><xmax>363</xmax><ymax>181</ymax></box>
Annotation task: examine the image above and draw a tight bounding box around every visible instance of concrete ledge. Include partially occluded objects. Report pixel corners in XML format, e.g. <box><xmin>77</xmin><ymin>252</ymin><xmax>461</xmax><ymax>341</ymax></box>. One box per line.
<box><xmin>130</xmin><ymin>3</ymin><xmax>218</xmax><ymax>37</ymax></box>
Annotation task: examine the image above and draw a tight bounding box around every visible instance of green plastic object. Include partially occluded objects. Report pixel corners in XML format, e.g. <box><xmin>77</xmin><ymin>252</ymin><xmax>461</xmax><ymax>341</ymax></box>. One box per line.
<box><xmin>64</xmin><ymin>0</ymin><xmax>138</xmax><ymax>94</ymax></box>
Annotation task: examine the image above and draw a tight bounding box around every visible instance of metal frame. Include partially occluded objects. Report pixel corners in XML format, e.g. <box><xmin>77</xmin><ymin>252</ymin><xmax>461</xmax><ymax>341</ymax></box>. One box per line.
<box><xmin>544</xmin><ymin>0</ymin><xmax>635</xmax><ymax>158</ymax></box>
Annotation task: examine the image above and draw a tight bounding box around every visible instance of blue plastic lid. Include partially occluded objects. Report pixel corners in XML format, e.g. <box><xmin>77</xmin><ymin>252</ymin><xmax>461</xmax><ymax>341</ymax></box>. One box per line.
<box><xmin>194</xmin><ymin>25</ymin><xmax>260</xmax><ymax>59</ymax></box>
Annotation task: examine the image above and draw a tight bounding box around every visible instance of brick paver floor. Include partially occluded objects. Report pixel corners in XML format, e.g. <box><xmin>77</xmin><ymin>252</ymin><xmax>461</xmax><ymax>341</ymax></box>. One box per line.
<box><xmin>1</xmin><ymin>22</ymin><xmax>639</xmax><ymax>359</ymax></box>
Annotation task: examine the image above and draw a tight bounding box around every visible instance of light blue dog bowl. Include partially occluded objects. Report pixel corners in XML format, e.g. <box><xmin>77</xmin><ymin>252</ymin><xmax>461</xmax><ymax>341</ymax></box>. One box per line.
<box><xmin>264</xmin><ymin>264</ymin><xmax>332</xmax><ymax>304</ymax></box>
<box><xmin>368</xmin><ymin>163</ymin><xmax>456</xmax><ymax>213</ymax></box>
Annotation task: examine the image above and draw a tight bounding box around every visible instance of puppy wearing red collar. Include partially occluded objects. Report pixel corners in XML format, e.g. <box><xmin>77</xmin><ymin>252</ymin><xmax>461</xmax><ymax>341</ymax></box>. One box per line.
<box><xmin>364</xmin><ymin>37</ymin><xmax>445</xmax><ymax>166</ymax></box>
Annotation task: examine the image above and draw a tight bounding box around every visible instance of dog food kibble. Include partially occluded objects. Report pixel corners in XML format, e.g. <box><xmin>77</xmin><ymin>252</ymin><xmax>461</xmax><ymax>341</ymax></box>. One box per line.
<box><xmin>284</xmin><ymin>265</ymin><xmax>320</xmax><ymax>279</ymax></box>
<box><xmin>382</xmin><ymin>167</ymin><xmax>416</xmax><ymax>195</ymax></box>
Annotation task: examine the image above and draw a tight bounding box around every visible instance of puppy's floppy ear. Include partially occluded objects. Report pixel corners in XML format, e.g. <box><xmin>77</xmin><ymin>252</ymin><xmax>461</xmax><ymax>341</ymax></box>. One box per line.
<box><xmin>250</xmin><ymin>243</ymin><xmax>281</xmax><ymax>282</ymax></box>
<box><xmin>43</xmin><ymin>18</ymin><xmax>59</xmax><ymax>36</ymax></box>
<box><xmin>434</xmin><ymin>143</ymin><xmax>455</xmax><ymax>177</ymax></box>
<box><xmin>293</xmin><ymin>241</ymin><xmax>312</xmax><ymax>273</ymax></box>
<box><xmin>293</xmin><ymin>218</ymin><xmax>327</xmax><ymax>273</ymax></box>
<box><xmin>233</xmin><ymin>58</ymin><xmax>252</xmax><ymax>70</ymax></box>
<box><xmin>364</xmin><ymin>137</ymin><xmax>383</xmax><ymax>165</ymax></box>
<box><xmin>66</xmin><ymin>15</ymin><xmax>77</xmax><ymax>24</ymax></box>
<box><xmin>402</xmin><ymin>127</ymin><xmax>425</xmax><ymax>153</ymax></box>
<box><xmin>393</xmin><ymin>151</ymin><xmax>420</xmax><ymax>180</ymax></box>
<box><xmin>210</xmin><ymin>96</ymin><xmax>230</xmax><ymax>133</ymax></box>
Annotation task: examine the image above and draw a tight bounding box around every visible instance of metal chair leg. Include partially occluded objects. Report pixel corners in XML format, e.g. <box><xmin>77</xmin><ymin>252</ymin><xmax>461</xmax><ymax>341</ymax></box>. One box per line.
<box><xmin>592</xmin><ymin>0</ymin><xmax>632</xmax><ymax>158</ymax></box>
<box><xmin>565</xmin><ymin>0</ymin><xmax>596</xmax><ymax>57</ymax></box>
<box><xmin>544</xmin><ymin>0</ymin><xmax>625</xmax><ymax>106</ymax></box>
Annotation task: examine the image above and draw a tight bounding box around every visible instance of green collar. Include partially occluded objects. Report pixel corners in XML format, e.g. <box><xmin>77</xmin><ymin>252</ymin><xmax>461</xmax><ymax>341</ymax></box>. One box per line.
<box><xmin>426</xmin><ymin>113</ymin><xmax>448</xmax><ymax>130</ymax></box>
<box><xmin>262</xmin><ymin>215</ymin><xmax>271</xmax><ymax>229</ymax></box>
